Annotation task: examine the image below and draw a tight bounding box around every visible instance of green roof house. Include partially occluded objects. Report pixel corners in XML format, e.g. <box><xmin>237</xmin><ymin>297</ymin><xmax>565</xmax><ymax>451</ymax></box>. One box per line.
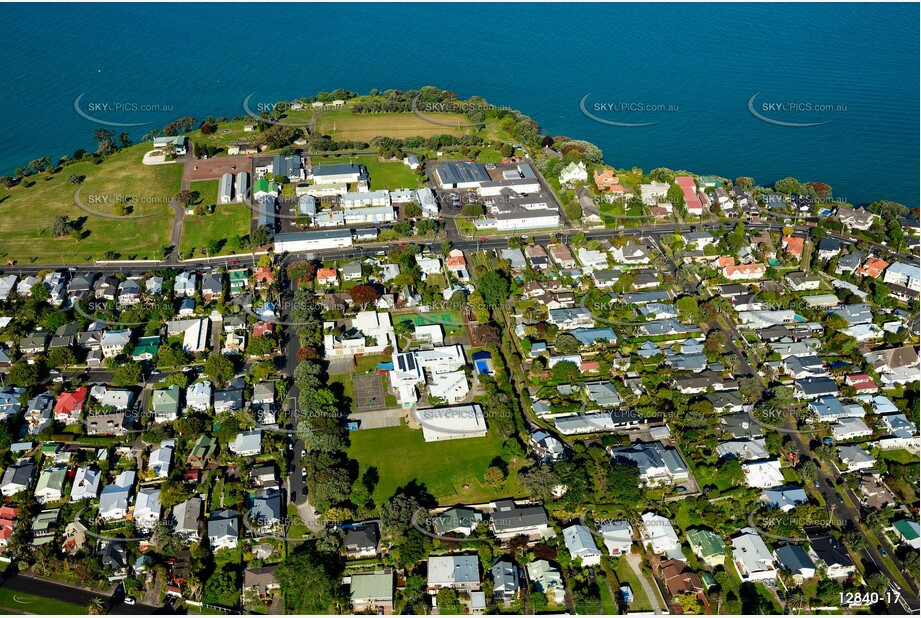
<box><xmin>892</xmin><ymin>519</ymin><xmax>920</xmax><ymax>549</ymax></box>
<box><xmin>350</xmin><ymin>570</ymin><xmax>394</xmax><ymax>614</ymax></box>
<box><xmin>35</xmin><ymin>466</ymin><xmax>68</xmax><ymax>504</ymax></box>
<box><xmin>151</xmin><ymin>385</ymin><xmax>181</xmax><ymax>423</ymax></box>
<box><xmin>133</xmin><ymin>336</ymin><xmax>161</xmax><ymax>361</ymax></box>
<box><xmin>228</xmin><ymin>270</ymin><xmax>249</xmax><ymax>295</ymax></box>
<box><xmin>687</xmin><ymin>528</ymin><xmax>727</xmax><ymax>568</ymax></box>
<box><xmin>433</xmin><ymin>507</ymin><xmax>482</xmax><ymax>536</ymax></box>
<box><xmin>187</xmin><ymin>435</ymin><xmax>217</xmax><ymax>469</ymax></box>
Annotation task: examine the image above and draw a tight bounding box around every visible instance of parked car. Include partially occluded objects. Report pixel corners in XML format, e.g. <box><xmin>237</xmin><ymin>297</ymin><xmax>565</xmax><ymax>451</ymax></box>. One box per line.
<box><xmin>124</xmin><ymin>597</ymin><xmax>136</xmax><ymax>606</ymax></box>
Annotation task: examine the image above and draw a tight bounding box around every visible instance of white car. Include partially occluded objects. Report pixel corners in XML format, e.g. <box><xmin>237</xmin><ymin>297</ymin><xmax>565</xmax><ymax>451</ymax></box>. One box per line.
<box><xmin>124</xmin><ymin>597</ymin><xmax>136</xmax><ymax>606</ymax></box>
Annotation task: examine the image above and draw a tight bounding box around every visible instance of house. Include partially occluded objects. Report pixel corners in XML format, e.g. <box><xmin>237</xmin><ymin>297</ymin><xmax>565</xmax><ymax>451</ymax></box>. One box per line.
<box><xmin>70</xmin><ymin>467</ymin><xmax>101</xmax><ymax>502</ymax></box>
<box><xmin>98</xmin><ymin>470</ymin><xmax>136</xmax><ymax>521</ymax></box>
<box><xmin>173</xmin><ymin>271</ymin><xmax>196</xmax><ymax>297</ymax></box>
<box><xmin>640</xmin><ymin>512</ymin><xmax>682</xmax><ymax>559</ymax></box>
<box><xmin>720</xmin><ymin>258</ymin><xmax>765</xmax><ymax>280</ymax></box>
<box><xmin>687</xmin><ymin>529</ymin><xmax>727</xmax><ymax>568</ymax></box>
<box><xmin>98</xmin><ymin>540</ymin><xmax>129</xmax><ymax>580</ymax></box>
<box><xmin>99</xmin><ymin>329</ymin><xmax>131</xmax><ymax>358</ymax></box>
<box><xmin>807</xmin><ymin>533</ymin><xmax>855</xmax><ymax>579</ymax></box>
<box><xmin>350</xmin><ymin>570</ymin><xmax>394</xmax><ymax>614</ymax></box>
<box><xmin>608</xmin><ymin>441</ymin><xmax>688</xmax><ymax>486</ymax></box>
<box><xmin>863</xmin><ymin>345</ymin><xmax>920</xmax><ymax>386</ymax></box>
<box><xmin>153</xmin><ymin>134</ymin><xmax>187</xmax><ymax>155</ymax></box>
<box><xmin>427</xmin><ymin>555</ymin><xmax>480</xmax><ymax>591</ymax></box>
<box><xmin>433</xmin><ymin>507</ymin><xmax>482</xmax><ymax>537</ymax></box>
<box><xmin>547</xmin><ymin>307</ymin><xmax>594</xmax><ymax>330</ymax></box>
<box><xmin>831</xmin><ymin>417</ymin><xmax>872</xmax><ymax>441</ymax></box>
<box><xmin>562</xmin><ymin>524</ymin><xmax>602</xmax><ymax>566</ymax></box>
<box><xmin>19</xmin><ymin>331</ymin><xmax>49</xmax><ymax>355</ymax></box>
<box><xmin>0</xmin><ymin>506</ymin><xmax>19</xmax><ymax>548</ymax></box>
<box><xmin>883</xmin><ymin>261</ymin><xmax>921</xmax><ymax>292</ymax></box>
<box><xmin>548</xmin><ymin>244</ymin><xmax>577</xmax><ymax>269</ymax></box>
<box><xmin>244</xmin><ymin>565</ymin><xmax>280</xmax><ymax>602</ymax></box>
<box><xmin>742</xmin><ymin>459</ymin><xmax>785</xmax><ymax>488</ymax></box>
<box><xmin>731</xmin><ymin>528</ymin><xmax>777</xmax><ymax>582</ymax></box>
<box><xmin>172</xmin><ymin>495</ymin><xmax>203</xmax><ymax>541</ymax></box>
<box><xmin>576</xmin><ymin>247</ymin><xmax>609</xmax><ymax>272</ymax></box>
<box><xmin>166</xmin><ymin>318</ymin><xmax>210</xmax><ymax>353</ymax></box>
<box><xmin>856</xmin><ymin>256</ymin><xmax>889</xmax><ymax>279</ymax></box>
<box><xmin>230</xmin><ymin>429</ymin><xmax>262</xmax><ymax>457</ymax></box>
<box><xmin>762</xmin><ymin>485</ymin><xmax>808</xmax><ymax>512</ymax></box>
<box><xmin>640</xmin><ymin>181</ymin><xmax>670</xmax><ymax>205</ymax></box>
<box><xmin>132</xmin><ymin>335</ymin><xmax>160</xmax><ymax>361</ymax></box>
<box><xmin>774</xmin><ymin>545</ymin><xmax>817</xmax><ymax>583</ymax></box>
<box><xmin>208</xmin><ymin>509</ymin><xmax>239</xmax><ymax>551</ymax></box>
<box><xmin>151</xmin><ymin>385</ymin><xmax>181</xmax><ymax>423</ymax></box>
<box><xmin>559</xmin><ymin>161</ymin><xmax>588</xmax><ymax>184</ymax></box>
<box><xmin>0</xmin><ymin>462</ymin><xmax>34</xmax><ymax>497</ymax></box>
<box><xmin>781</xmin><ymin>236</ymin><xmax>805</xmax><ymax>260</ymax></box>
<box><xmin>600</xmin><ymin>521</ymin><xmax>634</xmax><ymax>556</ymax></box>
<box><xmin>717</xmin><ymin>438</ymin><xmax>770</xmax><ymax>462</ymax></box>
<box><xmin>145</xmin><ymin>276</ymin><xmax>163</xmax><ymax>296</ymax></box>
<box><xmin>530</xmin><ymin>430</ymin><xmax>565</xmax><ymax>462</ymax></box>
<box><xmin>491</xmin><ymin>560</ymin><xmax>519</xmax><ymax>603</ymax></box>
<box><xmin>835</xmin><ymin>206</ymin><xmax>877</xmax><ymax>230</ymax></box>
<box><xmin>785</xmin><ymin>271</ymin><xmax>821</xmax><ymax>291</ymax></box>
<box><xmin>54</xmin><ymin>386</ymin><xmax>88</xmax><ymax>425</ymax></box>
<box><xmin>134</xmin><ymin>488</ymin><xmax>162</xmax><ymax>531</ymax></box>
<box><xmin>148</xmin><ymin>440</ymin><xmax>175</xmax><ymax>478</ymax></box>
<box><xmin>201</xmin><ymin>273</ymin><xmax>223</xmax><ymax>302</ymax></box>
<box><xmin>117</xmin><ymin>279</ymin><xmax>141</xmax><ymax>305</ymax></box>
<box><xmin>611</xmin><ymin>241</ymin><xmax>651</xmax><ymax>265</ymax></box>
<box><xmin>0</xmin><ymin>387</ymin><xmax>24</xmax><ymax>421</ymax></box>
<box><xmin>525</xmin><ymin>560</ymin><xmax>565</xmax><ymax>605</ymax></box>
<box><xmin>34</xmin><ymin>465</ymin><xmax>68</xmax><ymax>504</ymax></box>
<box><xmin>891</xmin><ymin>520</ymin><xmax>921</xmax><ymax>550</ymax></box>
<box><xmin>24</xmin><ymin>391</ymin><xmax>55</xmax><ymax>435</ymax></box>
<box><xmin>659</xmin><ymin>560</ymin><xmax>705</xmax><ymax>601</ymax></box>
<box><xmin>816</xmin><ymin>237</ymin><xmax>842</xmax><ymax>261</ymax></box>
<box><xmin>837</xmin><ymin>444</ymin><xmax>875</xmax><ymax>471</ymax></box>
<box><xmin>794</xmin><ymin>377</ymin><xmax>838</xmax><ymax>400</ymax></box>
<box><xmin>344</xmin><ymin>523</ymin><xmax>379</xmax><ymax>558</ymax></box>
<box><xmin>500</xmin><ymin>248</ymin><xmax>527</xmax><ymax>270</ymax></box>
<box><xmin>490</xmin><ymin>500</ymin><xmax>552</xmax><ymax>541</ymax></box>
<box><xmin>836</xmin><ymin>250</ymin><xmax>866</xmax><ymax>275</ymax></box>
<box><xmin>247</xmin><ymin>488</ymin><xmax>283</xmax><ymax>532</ymax></box>
<box><xmin>187</xmin><ymin>435</ymin><xmax>217</xmax><ymax>469</ymax></box>
<box><xmin>341</xmin><ymin>261</ymin><xmax>363</xmax><ymax>282</ymax></box>
<box><xmin>214</xmin><ymin>384</ymin><xmax>244</xmax><ymax>413</ymax></box>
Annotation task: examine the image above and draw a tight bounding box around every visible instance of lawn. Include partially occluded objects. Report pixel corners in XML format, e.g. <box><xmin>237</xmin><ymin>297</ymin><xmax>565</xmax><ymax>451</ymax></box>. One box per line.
<box><xmin>327</xmin><ymin>372</ymin><xmax>355</xmax><ymax>411</ymax></box>
<box><xmin>0</xmin><ymin>588</ymin><xmax>88</xmax><ymax>614</ymax></box>
<box><xmin>878</xmin><ymin>448</ymin><xmax>918</xmax><ymax>465</ymax></box>
<box><xmin>179</xmin><ymin>203</ymin><xmax>251</xmax><ymax>258</ymax></box>
<box><xmin>613</xmin><ymin>559</ymin><xmax>652</xmax><ymax>612</ymax></box>
<box><xmin>187</xmin><ymin>119</ymin><xmax>259</xmax><ymax>151</ymax></box>
<box><xmin>0</xmin><ymin>143</ymin><xmax>181</xmax><ymax>262</ymax></box>
<box><xmin>190</xmin><ymin>179</ymin><xmax>219</xmax><ymax>207</ymax></box>
<box><xmin>315</xmin><ymin>110</ymin><xmax>473</xmax><ymax>142</ymax></box>
<box><xmin>311</xmin><ymin>154</ymin><xmax>420</xmax><ymax>191</ymax></box>
<box><xmin>347</xmin><ymin>421</ymin><xmax>519</xmax><ymax>505</ymax></box>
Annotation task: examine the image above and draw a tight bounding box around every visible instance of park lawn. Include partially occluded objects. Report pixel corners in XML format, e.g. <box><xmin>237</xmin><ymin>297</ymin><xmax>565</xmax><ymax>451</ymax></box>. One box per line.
<box><xmin>327</xmin><ymin>372</ymin><xmax>355</xmax><ymax>411</ymax></box>
<box><xmin>0</xmin><ymin>588</ymin><xmax>88</xmax><ymax>614</ymax></box>
<box><xmin>190</xmin><ymin>179</ymin><xmax>219</xmax><ymax>206</ymax></box>
<box><xmin>180</xmin><ymin>203</ymin><xmax>251</xmax><ymax>257</ymax></box>
<box><xmin>348</xmin><ymin>422</ymin><xmax>519</xmax><ymax>505</ymax></box>
<box><xmin>315</xmin><ymin>110</ymin><xmax>473</xmax><ymax>142</ymax></box>
<box><xmin>187</xmin><ymin>119</ymin><xmax>259</xmax><ymax>151</ymax></box>
<box><xmin>313</xmin><ymin>154</ymin><xmax>420</xmax><ymax>191</ymax></box>
<box><xmin>0</xmin><ymin>143</ymin><xmax>180</xmax><ymax>263</ymax></box>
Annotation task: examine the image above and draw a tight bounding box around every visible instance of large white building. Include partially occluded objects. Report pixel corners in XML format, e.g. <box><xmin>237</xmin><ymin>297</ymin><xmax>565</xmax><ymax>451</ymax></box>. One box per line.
<box><xmin>415</xmin><ymin>404</ymin><xmax>487</xmax><ymax>442</ymax></box>
<box><xmin>342</xmin><ymin>190</ymin><xmax>391</xmax><ymax>208</ymax></box>
<box><xmin>883</xmin><ymin>262</ymin><xmax>921</xmax><ymax>292</ymax></box>
<box><xmin>273</xmin><ymin>230</ymin><xmax>353</xmax><ymax>253</ymax></box>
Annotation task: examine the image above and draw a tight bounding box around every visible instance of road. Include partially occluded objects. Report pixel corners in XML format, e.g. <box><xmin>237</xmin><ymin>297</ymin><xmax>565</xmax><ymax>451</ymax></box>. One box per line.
<box><xmin>0</xmin><ymin>572</ymin><xmax>172</xmax><ymax>614</ymax></box>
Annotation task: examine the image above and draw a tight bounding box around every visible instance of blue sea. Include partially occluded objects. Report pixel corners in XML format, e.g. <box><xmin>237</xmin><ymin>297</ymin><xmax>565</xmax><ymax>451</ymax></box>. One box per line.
<box><xmin>1</xmin><ymin>3</ymin><xmax>918</xmax><ymax>206</ymax></box>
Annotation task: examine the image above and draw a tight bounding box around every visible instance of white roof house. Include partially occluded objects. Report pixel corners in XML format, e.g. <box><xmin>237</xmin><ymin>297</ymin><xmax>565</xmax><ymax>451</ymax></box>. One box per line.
<box><xmin>427</xmin><ymin>555</ymin><xmax>480</xmax><ymax>590</ymax></box>
<box><xmin>600</xmin><ymin>521</ymin><xmax>634</xmax><ymax>556</ymax></box>
<box><xmin>640</xmin><ymin>512</ymin><xmax>682</xmax><ymax>559</ymax></box>
<box><xmin>147</xmin><ymin>440</ymin><xmax>175</xmax><ymax>478</ymax></box>
<box><xmin>230</xmin><ymin>429</ymin><xmax>263</xmax><ymax>456</ymax></box>
<box><xmin>831</xmin><ymin>417</ymin><xmax>873</xmax><ymax>441</ymax></box>
<box><xmin>742</xmin><ymin>459</ymin><xmax>785</xmax><ymax>488</ymax></box>
<box><xmin>186</xmin><ymin>381</ymin><xmax>213</xmax><ymax>411</ymax></box>
<box><xmin>563</xmin><ymin>524</ymin><xmax>602</xmax><ymax>566</ymax></box>
<box><xmin>134</xmin><ymin>488</ymin><xmax>162</xmax><ymax>531</ymax></box>
<box><xmin>71</xmin><ymin>467</ymin><xmax>102</xmax><ymax>502</ymax></box>
<box><xmin>732</xmin><ymin>528</ymin><xmax>777</xmax><ymax>582</ymax></box>
<box><xmin>99</xmin><ymin>470</ymin><xmax>136</xmax><ymax>521</ymax></box>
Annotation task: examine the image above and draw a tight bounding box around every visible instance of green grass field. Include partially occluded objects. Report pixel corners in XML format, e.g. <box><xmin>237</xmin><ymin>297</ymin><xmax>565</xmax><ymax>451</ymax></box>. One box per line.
<box><xmin>315</xmin><ymin>110</ymin><xmax>473</xmax><ymax>142</ymax></box>
<box><xmin>190</xmin><ymin>179</ymin><xmax>219</xmax><ymax>206</ymax></box>
<box><xmin>0</xmin><ymin>143</ymin><xmax>181</xmax><ymax>262</ymax></box>
<box><xmin>311</xmin><ymin>154</ymin><xmax>420</xmax><ymax>191</ymax></box>
<box><xmin>347</xmin><ymin>422</ymin><xmax>519</xmax><ymax>505</ymax></box>
<box><xmin>0</xmin><ymin>588</ymin><xmax>88</xmax><ymax>614</ymax></box>
<box><xmin>187</xmin><ymin>120</ymin><xmax>261</xmax><ymax>151</ymax></box>
<box><xmin>180</xmin><ymin>203</ymin><xmax>251</xmax><ymax>257</ymax></box>
<box><xmin>613</xmin><ymin>559</ymin><xmax>652</xmax><ymax>612</ymax></box>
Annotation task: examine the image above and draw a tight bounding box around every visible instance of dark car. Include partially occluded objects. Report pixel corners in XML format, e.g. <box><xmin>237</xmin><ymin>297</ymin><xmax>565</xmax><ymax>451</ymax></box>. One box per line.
<box><xmin>878</xmin><ymin>544</ymin><xmax>888</xmax><ymax>558</ymax></box>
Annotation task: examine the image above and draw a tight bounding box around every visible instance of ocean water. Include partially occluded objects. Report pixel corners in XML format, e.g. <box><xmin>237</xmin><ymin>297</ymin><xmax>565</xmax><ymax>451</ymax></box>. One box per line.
<box><xmin>1</xmin><ymin>2</ymin><xmax>917</xmax><ymax>206</ymax></box>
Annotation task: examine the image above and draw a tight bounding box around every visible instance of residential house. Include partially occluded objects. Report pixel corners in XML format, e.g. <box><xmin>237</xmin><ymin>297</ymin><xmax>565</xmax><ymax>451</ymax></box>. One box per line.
<box><xmin>774</xmin><ymin>545</ymin><xmax>817</xmax><ymax>583</ymax></box>
<box><xmin>525</xmin><ymin>560</ymin><xmax>565</xmax><ymax>605</ymax></box>
<box><xmin>151</xmin><ymin>385</ymin><xmax>181</xmax><ymax>423</ymax></box>
<box><xmin>640</xmin><ymin>512</ymin><xmax>682</xmax><ymax>559</ymax></box>
<box><xmin>53</xmin><ymin>386</ymin><xmax>87</xmax><ymax>425</ymax></box>
<box><xmin>600</xmin><ymin>521</ymin><xmax>634</xmax><ymax>556</ymax></box>
<box><xmin>350</xmin><ymin>570</ymin><xmax>395</xmax><ymax>614</ymax></box>
<box><xmin>731</xmin><ymin>528</ymin><xmax>777</xmax><ymax>582</ymax></box>
<box><xmin>70</xmin><ymin>467</ymin><xmax>101</xmax><ymax>502</ymax></box>
<box><xmin>490</xmin><ymin>500</ymin><xmax>552</xmax><ymax>541</ymax></box>
<box><xmin>562</xmin><ymin>524</ymin><xmax>602</xmax><ymax>566</ymax></box>
<box><xmin>687</xmin><ymin>529</ymin><xmax>727</xmax><ymax>568</ymax></box>
<box><xmin>427</xmin><ymin>555</ymin><xmax>481</xmax><ymax>591</ymax></box>
<box><xmin>35</xmin><ymin>466</ymin><xmax>68</xmax><ymax>503</ymax></box>
<box><xmin>0</xmin><ymin>462</ymin><xmax>34</xmax><ymax>497</ymax></box>
<box><xmin>491</xmin><ymin>560</ymin><xmax>519</xmax><ymax>603</ymax></box>
<box><xmin>345</xmin><ymin>523</ymin><xmax>379</xmax><ymax>558</ymax></box>
<box><xmin>807</xmin><ymin>533</ymin><xmax>856</xmax><ymax>579</ymax></box>
<box><xmin>134</xmin><ymin>488</ymin><xmax>162</xmax><ymax>531</ymax></box>
<box><xmin>98</xmin><ymin>470</ymin><xmax>136</xmax><ymax>521</ymax></box>
<box><xmin>208</xmin><ymin>509</ymin><xmax>239</xmax><ymax>551</ymax></box>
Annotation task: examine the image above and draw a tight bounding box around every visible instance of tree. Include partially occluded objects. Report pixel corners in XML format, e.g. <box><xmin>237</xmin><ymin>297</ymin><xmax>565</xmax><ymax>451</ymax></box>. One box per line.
<box><xmin>550</xmin><ymin>361</ymin><xmax>580</xmax><ymax>384</ymax></box>
<box><xmin>735</xmin><ymin>177</ymin><xmax>754</xmax><ymax>190</ymax></box>
<box><xmin>774</xmin><ymin>177</ymin><xmax>803</xmax><ymax>195</ymax></box>
<box><xmin>8</xmin><ymin>361</ymin><xmax>40</xmax><ymax>387</ymax></box>
<box><xmin>605</xmin><ymin>461</ymin><xmax>641</xmax><ymax>504</ymax></box>
<box><xmin>842</xmin><ymin>530</ymin><xmax>866</xmax><ymax>552</ymax></box>
<box><xmin>797</xmin><ymin>460</ymin><xmax>818</xmax><ymax>483</ymax></box>
<box><xmin>48</xmin><ymin>346</ymin><xmax>76</xmax><ymax>370</ymax></box>
<box><xmin>87</xmin><ymin>597</ymin><xmax>104</xmax><ymax>615</ymax></box>
<box><xmin>52</xmin><ymin>216</ymin><xmax>74</xmax><ymax>237</ymax></box>
<box><xmin>112</xmin><ymin>362</ymin><xmax>143</xmax><ymax>387</ymax></box>
<box><xmin>404</xmin><ymin>202</ymin><xmax>422</xmax><ymax>218</ymax></box>
<box><xmin>738</xmin><ymin>377</ymin><xmax>763</xmax><ymax>402</ymax></box>
<box><xmin>476</xmin><ymin>270</ymin><xmax>511</xmax><ymax>307</ymax></box>
<box><xmin>554</xmin><ymin>333</ymin><xmax>580</xmax><ymax>354</ymax></box>
<box><xmin>866</xmin><ymin>572</ymin><xmax>888</xmax><ymax>595</ymax></box>
<box><xmin>276</xmin><ymin>545</ymin><xmax>343</xmax><ymax>614</ymax></box>
<box><xmin>380</xmin><ymin>493</ymin><xmax>423</xmax><ymax>543</ymax></box>
<box><xmin>204</xmin><ymin>353</ymin><xmax>234</xmax><ymax>387</ymax></box>
<box><xmin>436</xmin><ymin>589</ymin><xmax>461</xmax><ymax>615</ymax></box>
<box><xmin>675</xmin><ymin>296</ymin><xmax>700</xmax><ymax>322</ymax></box>
<box><xmin>472</xmin><ymin>324</ymin><xmax>500</xmax><ymax>346</ymax></box>
<box><xmin>251</xmin><ymin>225</ymin><xmax>271</xmax><ymax>247</ymax></box>
<box><xmin>349</xmin><ymin>284</ymin><xmax>378</xmax><ymax>307</ymax></box>
<box><xmin>484</xmin><ymin>466</ymin><xmax>505</xmax><ymax>487</ymax></box>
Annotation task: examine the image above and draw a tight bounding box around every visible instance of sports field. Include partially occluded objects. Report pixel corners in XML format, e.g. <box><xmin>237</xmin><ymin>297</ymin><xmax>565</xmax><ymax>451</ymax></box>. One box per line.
<box><xmin>315</xmin><ymin>111</ymin><xmax>474</xmax><ymax>142</ymax></box>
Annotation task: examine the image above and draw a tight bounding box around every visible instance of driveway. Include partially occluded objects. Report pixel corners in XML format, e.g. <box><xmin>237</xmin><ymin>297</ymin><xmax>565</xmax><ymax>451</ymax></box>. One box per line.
<box><xmin>624</xmin><ymin>554</ymin><xmax>667</xmax><ymax>614</ymax></box>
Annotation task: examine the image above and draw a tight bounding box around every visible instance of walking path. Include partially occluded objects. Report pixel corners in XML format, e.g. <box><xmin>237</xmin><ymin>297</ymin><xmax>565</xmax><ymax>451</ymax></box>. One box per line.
<box><xmin>624</xmin><ymin>554</ymin><xmax>667</xmax><ymax>614</ymax></box>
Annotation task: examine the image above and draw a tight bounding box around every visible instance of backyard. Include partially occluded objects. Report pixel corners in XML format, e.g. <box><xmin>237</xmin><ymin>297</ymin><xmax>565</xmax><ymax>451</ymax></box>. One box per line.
<box><xmin>347</xmin><ymin>421</ymin><xmax>522</xmax><ymax>505</ymax></box>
